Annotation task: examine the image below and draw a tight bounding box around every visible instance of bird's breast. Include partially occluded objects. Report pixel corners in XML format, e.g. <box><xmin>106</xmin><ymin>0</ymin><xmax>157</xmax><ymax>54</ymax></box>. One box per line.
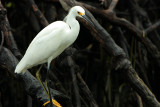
<box><xmin>63</xmin><ymin>29</ymin><xmax>79</xmax><ymax>46</ymax></box>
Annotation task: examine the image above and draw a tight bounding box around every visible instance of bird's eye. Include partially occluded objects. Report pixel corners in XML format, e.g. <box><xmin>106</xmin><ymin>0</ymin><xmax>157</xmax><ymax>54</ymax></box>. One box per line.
<box><xmin>78</xmin><ymin>12</ymin><xmax>84</xmax><ymax>16</ymax></box>
<box><xmin>78</xmin><ymin>12</ymin><xmax>80</xmax><ymax>15</ymax></box>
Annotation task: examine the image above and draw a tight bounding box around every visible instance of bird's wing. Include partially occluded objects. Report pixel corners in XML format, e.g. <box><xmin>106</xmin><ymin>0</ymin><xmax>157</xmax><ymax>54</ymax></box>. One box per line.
<box><xmin>21</xmin><ymin>21</ymin><xmax>70</xmax><ymax>67</ymax></box>
<box><xmin>32</xmin><ymin>21</ymin><xmax>69</xmax><ymax>42</ymax></box>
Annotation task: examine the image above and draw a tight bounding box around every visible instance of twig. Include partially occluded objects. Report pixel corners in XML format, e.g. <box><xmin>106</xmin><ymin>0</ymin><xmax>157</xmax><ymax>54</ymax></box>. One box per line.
<box><xmin>28</xmin><ymin>0</ymin><xmax>49</xmax><ymax>27</ymax></box>
<box><xmin>129</xmin><ymin>0</ymin><xmax>160</xmax><ymax>51</ymax></box>
<box><xmin>77</xmin><ymin>72</ymin><xmax>98</xmax><ymax>107</ymax></box>
<box><xmin>0</xmin><ymin>31</ymin><xmax>4</xmax><ymax>53</ymax></box>
<box><xmin>64</xmin><ymin>48</ymin><xmax>98</xmax><ymax>107</ymax></box>
<box><xmin>17</xmin><ymin>1</ymin><xmax>41</xmax><ymax>33</ymax></box>
<box><xmin>135</xmin><ymin>92</ymin><xmax>143</xmax><ymax>107</ymax></box>
<box><xmin>108</xmin><ymin>0</ymin><xmax>119</xmax><ymax>11</ymax></box>
<box><xmin>99</xmin><ymin>0</ymin><xmax>109</xmax><ymax>8</ymax></box>
<box><xmin>145</xmin><ymin>20</ymin><xmax>160</xmax><ymax>35</ymax></box>
<box><xmin>45</xmin><ymin>4</ymin><xmax>57</xmax><ymax>23</ymax></box>
<box><xmin>67</xmin><ymin>56</ymin><xmax>81</xmax><ymax>107</ymax></box>
<box><xmin>116</xmin><ymin>27</ymin><xmax>129</xmax><ymax>57</ymax></box>
<box><xmin>128</xmin><ymin>0</ymin><xmax>148</xmax><ymax>18</ymax></box>
<box><xmin>0</xmin><ymin>2</ymin><xmax>21</xmax><ymax>59</ymax></box>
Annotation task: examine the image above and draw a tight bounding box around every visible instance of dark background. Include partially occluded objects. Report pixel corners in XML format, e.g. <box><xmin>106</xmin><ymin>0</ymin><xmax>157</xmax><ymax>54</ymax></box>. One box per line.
<box><xmin>0</xmin><ymin>0</ymin><xmax>160</xmax><ymax>107</ymax></box>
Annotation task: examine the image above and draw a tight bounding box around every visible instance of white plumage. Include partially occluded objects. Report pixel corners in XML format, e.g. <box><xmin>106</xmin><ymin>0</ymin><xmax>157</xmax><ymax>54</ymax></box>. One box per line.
<box><xmin>15</xmin><ymin>6</ymin><xmax>88</xmax><ymax>74</ymax></box>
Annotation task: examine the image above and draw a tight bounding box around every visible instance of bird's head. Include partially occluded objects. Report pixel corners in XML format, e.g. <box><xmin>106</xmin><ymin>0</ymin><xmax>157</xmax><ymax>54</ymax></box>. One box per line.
<box><xmin>71</xmin><ymin>6</ymin><xmax>94</xmax><ymax>26</ymax></box>
<box><xmin>70</xmin><ymin>6</ymin><xmax>85</xmax><ymax>17</ymax></box>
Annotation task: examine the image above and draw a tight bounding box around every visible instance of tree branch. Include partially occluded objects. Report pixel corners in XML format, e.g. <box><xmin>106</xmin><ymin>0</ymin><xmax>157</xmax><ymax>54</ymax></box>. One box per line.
<box><xmin>67</xmin><ymin>56</ymin><xmax>81</xmax><ymax>107</ymax></box>
<box><xmin>0</xmin><ymin>47</ymin><xmax>69</xmax><ymax>107</ymax></box>
<box><xmin>59</xmin><ymin>0</ymin><xmax>160</xmax><ymax>106</ymax></box>
<box><xmin>28</xmin><ymin>0</ymin><xmax>49</xmax><ymax>27</ymax></box>
<box><xmin>108</xmin><ymin>0</ymin><xmax>119</xmax><ymax>11</ymax></box>
<box><xmin>145</xmin><ymin>20</ymin><xmax>160</xmax><ymax>35</ymax></box>
<box><xmin>0</xmin><ymin>1</ymin><xmax>70</xmax><ymax>106</ymax></box>
<box><xmin>0</xmin><ymin>1</ymin><xmax>21</xmax><ymax>59</ymax></box>
<box><xmin>75</xmin><ymin>1</ymin><xmax>160</xmax><ymax>64</ymax></box>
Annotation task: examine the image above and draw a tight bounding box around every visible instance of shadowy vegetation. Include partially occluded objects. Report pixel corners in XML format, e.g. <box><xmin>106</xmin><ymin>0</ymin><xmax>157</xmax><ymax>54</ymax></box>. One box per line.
<box><xmin>0</xmin><ymin>0</ymin><xmax>160</xmax><ymax>107</ymax></box>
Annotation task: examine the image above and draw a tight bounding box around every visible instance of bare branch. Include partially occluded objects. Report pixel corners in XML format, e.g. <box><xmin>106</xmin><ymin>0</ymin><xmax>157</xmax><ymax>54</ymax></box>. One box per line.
<box><xmin>145</xmin><ymin>20</ymin><xmax>160</xmax><ymax>34</ymax></box>
<box><xmin>108</xmin><ymin>0</ymin><xmax>119</xmax><ymax>11</ymax></box>
<box><xmin>28</xmin><ymin>0</ymin><xmax>49</xmax><ymax>27</ymax></box>
<box><xmin>67</xmin><ymin>56</ymin><xmax>81</xmax><ymax>107</ymax></box>
<box><xmin>0</xmin><ymin>47</ymin><xmax>70</xmax><ymax>107</ymax></box>
<box><xmin>0</xmin><ymin>1</ymin><xmax>21</xmax><ymax>59</ymax></box>
<box><xmin>59</xmin><ymin>0</ymin><xmax>160</xmax><ymax>106</ymax></box>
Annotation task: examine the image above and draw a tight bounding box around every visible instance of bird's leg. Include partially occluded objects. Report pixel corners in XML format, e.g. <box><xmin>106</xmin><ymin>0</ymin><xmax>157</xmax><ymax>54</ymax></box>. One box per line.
<box><xmin>45</xmin><ymin>64</ymin><xmax>54</xmax><ymax>107</ymax></box>
<box><xmin>43</xmin><ymin>61</ymin><xmax>62</xmax><ymax>107</ymax></box>
<box><xmin>36</xmin><ymin>65</ymin><xmax>49</xmax><ymax>98</ymax></box>
<box><xmin>36</xmin><ymin>65</ymin><xmax>61</xmax><ymax>107</ymax></box>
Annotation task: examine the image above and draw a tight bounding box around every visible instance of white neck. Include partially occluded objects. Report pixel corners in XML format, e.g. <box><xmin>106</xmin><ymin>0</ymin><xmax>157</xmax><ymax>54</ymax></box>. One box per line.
<box><xmin>66</xmin><ymin>11</ymin><xmax>80</xmax><ymax>33</ymax></box>
<box><xmin>63</xmin><ymin>11</ymin><xmax>80</xmax><ymax>47</ymax></box>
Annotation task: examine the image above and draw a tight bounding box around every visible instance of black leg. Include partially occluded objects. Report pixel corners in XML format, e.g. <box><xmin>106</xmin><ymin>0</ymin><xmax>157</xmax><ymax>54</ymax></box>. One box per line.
<box><xmin>41</xmin><ymin>60</ymin><xmax>61</xmax><ymax>107</ymax></box>
<box><xmin>36</xmin><ymin>65</ymin><xmax>54</xmax><ymax>107</ymax></box>
<box><xmin>45</xmin><ymin>67</ymin><xmax>54</xmax><ymax>107</ymax></box>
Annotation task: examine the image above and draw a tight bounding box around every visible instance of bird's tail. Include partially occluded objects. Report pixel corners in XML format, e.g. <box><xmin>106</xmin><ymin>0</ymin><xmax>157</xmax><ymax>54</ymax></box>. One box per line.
<box><xmin>15</xmin><ymin>61</ymin><xmax>26</xmax><ymax>74</ymax></box>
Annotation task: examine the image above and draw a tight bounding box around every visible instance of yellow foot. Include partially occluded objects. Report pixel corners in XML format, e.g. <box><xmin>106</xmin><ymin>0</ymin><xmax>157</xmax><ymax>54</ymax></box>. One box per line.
<box><xmin>43</xmin><ymin>99</ymin><xmax>62</xmax><ymax>107</ymax></box>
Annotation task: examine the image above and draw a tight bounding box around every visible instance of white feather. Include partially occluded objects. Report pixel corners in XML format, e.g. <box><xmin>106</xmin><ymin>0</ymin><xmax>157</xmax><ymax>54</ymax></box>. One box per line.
<box><xmin>15</xmin><ymin>6</ymin><xmax>86</xmax><ymax>74</ymax></box>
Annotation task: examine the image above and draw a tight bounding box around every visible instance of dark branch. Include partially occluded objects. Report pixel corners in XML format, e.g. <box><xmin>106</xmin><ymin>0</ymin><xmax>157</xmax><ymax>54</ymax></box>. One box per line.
<box><xmin>28</xmin><ymin>0</ymin><xmax>49</xmax><ymax>27</ymax></box>
<box><xmin>0</xmin><ymin>47</ymin><xmax>70</xmax><ymax>107</ymax></box>
<box><xmin>0</xmin><ymin>1</ymin><xmax>21</xmax><ymax>59</ymax></box>
<box><xmin>145</xmin><ymin>20</ymin><xmax>160</xmax><ymax>35</ymax></box>
<box><xmin>0</xmin><ymin>1</ymin><xmax>70</xmax><ymax>106</ymax></box>
<box><xmin>67</xmin><ymin>56</ymin><xmax>81</xmax><ymax>107</ymax></box>
<box><xmin>76</xmin><ymin>1</ymin><xmax>160</xmax><ymax>66</ymax></box>
<box><xmin>59</xmin><ymin>0</ymin><xmax>160</xmax><ymax>106</ymax></box>
<box><xmin>108</xmin><ymin>0</ymin><xmax>119</xmax><ymax>11</ymax></box>
<box><xmin>0</xmin><ymin>31</ymin><xmax>4</xmax><ymax>52</ymax></box>
<box><xmin>77</xmin><ymin>72</ymin><xmax>99</xmax><ymax>107</ymax></box>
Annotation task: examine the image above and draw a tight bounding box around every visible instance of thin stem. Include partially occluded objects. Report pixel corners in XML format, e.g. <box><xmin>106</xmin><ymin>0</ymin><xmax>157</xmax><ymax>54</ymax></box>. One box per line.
<box><xmin>145</xmin><ymin>20</ymin><xmax>160</xmax><ymax>34</ymax></box>
<box><xmin>108</xmin><ymin>0</ymin><xmax>119</xmax><ymax>11</ymax></box>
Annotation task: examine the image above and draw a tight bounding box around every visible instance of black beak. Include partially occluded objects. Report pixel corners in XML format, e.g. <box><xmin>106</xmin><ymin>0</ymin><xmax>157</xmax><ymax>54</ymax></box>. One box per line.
<box><xmin>82</xmin><ymin>15</ymin><xmax>94</xmax><ymax>26</ymax></box>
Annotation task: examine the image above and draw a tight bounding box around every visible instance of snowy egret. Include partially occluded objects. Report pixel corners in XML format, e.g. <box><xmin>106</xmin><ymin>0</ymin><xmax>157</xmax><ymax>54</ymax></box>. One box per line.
<box><xmin>15</xmin><ymin>6</ymin><xmax>93</xmax><ymax>107</ymax></box>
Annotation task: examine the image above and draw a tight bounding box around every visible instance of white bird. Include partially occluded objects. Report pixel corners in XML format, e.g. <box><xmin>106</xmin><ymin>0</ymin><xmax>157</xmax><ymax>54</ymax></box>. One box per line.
<box><xmin>15</xmin><ymin>6</ymin><xmax>92</xmax><ymax>74</ymax></box>
<box><xmin>15</xmin><ymin>6</ymin><xmax>93</xmax><ymax>107</ymax></box>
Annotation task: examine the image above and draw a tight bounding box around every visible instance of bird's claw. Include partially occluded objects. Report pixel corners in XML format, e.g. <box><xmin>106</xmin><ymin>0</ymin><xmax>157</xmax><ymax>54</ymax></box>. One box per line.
<box><xmin>43</xmin><ymin>99</ymin><xmax>62</xmax><ymax>107</ymax></box>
